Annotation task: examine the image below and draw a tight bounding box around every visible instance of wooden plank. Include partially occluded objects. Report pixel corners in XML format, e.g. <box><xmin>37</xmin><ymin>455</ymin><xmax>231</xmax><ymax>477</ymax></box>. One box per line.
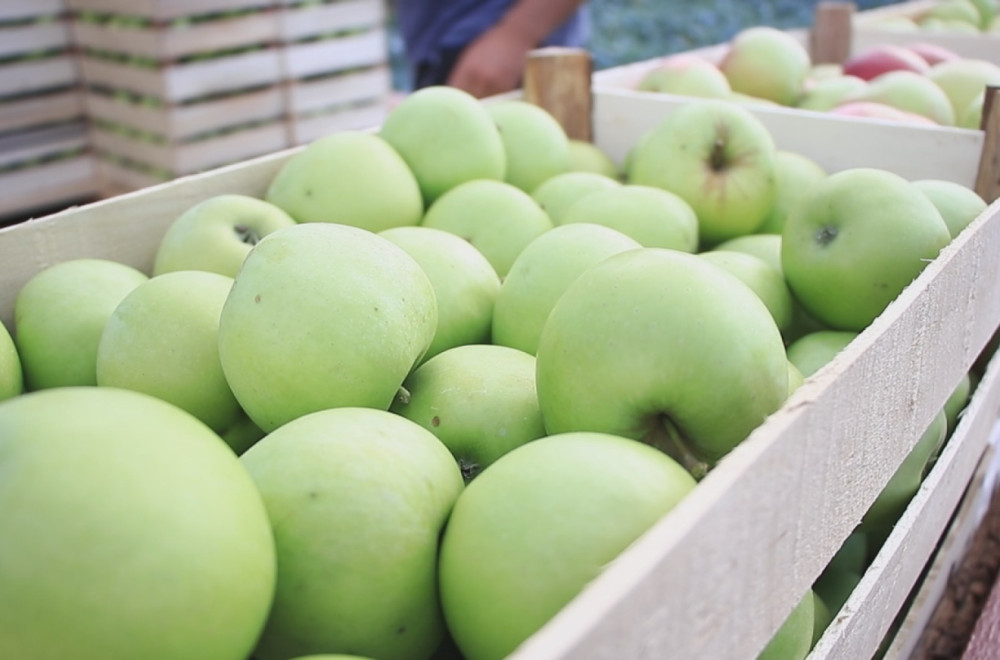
<box><xmin>812</xmin><ymin>357</ymin><xmax>1000</xmax><ymax>658</ymax></box>
<box><xmin>283</xmin><ymin>30</ymin><xmax>388</xmax><ymax>80</ymax></box>
<box><xmin>0</xmin><ymin>155</ymin><xmax>99</xmax><ymax>221</ymax></box>
<box><xmin>976</xmin><ymin>86</ymin><xmax>1000</xmax><ymax>202</ymax></box>
<box><xmin>290</xmin><ymin>103</ymin><xmax>388</xmax><ymax>145</ymax></box>
<box><xmin>287</xmin><ymin>66</ymin><xmax>391</xmax><ymax>114</ymax></box>
<box><xmin>0</xmin><ymin>20</ymin><xmax>71</xmax><ymax>59</ymax></box>
<box><xmin>278</xmin><ymin>0</ymin><xmax>385</xmax><ymax>42</ymax></box>
<box><xmin>65</xmin><ymin>0</ymin><xmax>272</xmax><ymax>21</ymax></box>
<box><xmin>0</xmin><ymin>56</ymin><xmax>78</xmax><ymax>99</ymax></box>
<box><xmin>810</xmin><ymin>1</ymin><xmax>855</xmax><ymax>65</ymax></box>
<box><xmin>523</xmin><ymin>47</ymin><xmax>594</xmax><ymax>142</ymax></box>
<box><xmin>96</xmin><ymin>157</ymin><xmax>168</xmax><ymax>194</ymax></box>
<box><xmin>0</xmin><ymin>0</ymin><xmax>63</xmax><ymax>23</ymax></box>
<box><xmin>0</xmin><ymin>122</ymin><xmax>89</xmax><ymax>170</ymax></box>
<box><xmin>0</xmin><ymin>89</ymin><xmax>84</xmax><ymax>133</ymax></box>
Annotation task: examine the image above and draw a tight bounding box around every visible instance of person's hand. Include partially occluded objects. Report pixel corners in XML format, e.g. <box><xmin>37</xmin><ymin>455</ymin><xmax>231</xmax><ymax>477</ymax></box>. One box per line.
<box><xmin>446</xmin><ymin>23</ymin><xmax>535</xmax><ymax>98</ymax></box>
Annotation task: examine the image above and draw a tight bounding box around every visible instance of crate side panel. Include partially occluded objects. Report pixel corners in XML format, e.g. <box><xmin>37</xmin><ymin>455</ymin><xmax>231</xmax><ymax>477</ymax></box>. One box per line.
<box><xmin>0</xmin><ymin>90</ymin><xmax>84</xmax><ymax>133</ymax></box>
<box><xmin>278</xmin><ymin>0</ymin><xmax>385</xmax><ymax>42</ymax></box>
<box><xmin>0</xmin><ymin>155</ymin><xmax>99</xmax><ymax>221</ymax></box>
<box><xmin>0</xmin><ymin>0</ymin><xmax>64</xmax><ymax>23</ymax></box>
<box><xmin>0</xmin><ymin>56</ymin><xmax>78</xmax><ymax>99</ymax></box>
<box><xmin>282</xmin><ymin>30</ymin><xmax>388</xmax><ymax>80</ymax></box>
<box><xmin>287</xmin><ymin>67</ymin><xmax>391</xmax><ymax>114</ymax></box>
<box><xmin>0</xmin><ymin>21</ymin><xmax>71</xmax><ymax>59</ymax></box>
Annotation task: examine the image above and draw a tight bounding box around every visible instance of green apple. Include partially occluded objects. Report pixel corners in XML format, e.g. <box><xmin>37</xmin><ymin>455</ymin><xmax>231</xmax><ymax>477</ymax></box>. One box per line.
<box><xmin>218</xmin><ymin>223</ymin><xmax>437</xmax><ymax>432</ymax></box>
<box><xmin>846</xmin><ymin>70</ymin><xmax>956</xmax><ymax>125</ymax></box>
<box><xmin>785</xmin><ymin>330</ymin><xmax>859</xmax><ymax>378</ymax></box>
<box><xmin>560</xmin><ymin>184</ymin><xmax>699</xmax><ymax>251</ymax></box>
<box><xmin>220</xmin><ymin>412</ymin><xmax>267</xmax><ymax>456</ymax></box>
<box><xmin>944</xmin><ymin>372</ymin><xmax>973</xmax><ymax>433</ymax></box>
<box><xmin>0</xmin><ymin>387</ymin><xmax>275</xmax><ymax>659</ymax></box>
<box><xmin>718</xmin><ymin>26</ymin><xmax>812</xmax><ymax>106</ymax></box>
<box><xmin>567</xmin><ymin>139</ymin><xmax>621</xmax><ymax>179</ymax></box>
<box><xmin>698</xmin><ymin>250</ymin><xmax>794</xmax><ymax>333</ymax></box>
<box><xmin>828</xmin><ymin>530</ymin><xmax>870</xmax><ymax>577</ymax></box>
<box><xmin>913</xmin><ymin>178</ymin><xmax>987</xmax><ymax>238</ymax></box>
<box><xmin>241</xmin><ymin>407</ymin><xmax>463</xmax><ymax>660</ymax></box>
<box><xmin>924</xmin><ymin>0</ymin><xmax>984</xmax><ymax>27</ymax></box>
<box><xmin>379</xmin><ymin>86</ymin><xmax>506</xmax><ymax>205</ymax></box>
<box><xmin>535</xmin><ymin>248</ymin><xmax>789</xmax><ymax>472</ymax></box>
<box><xmin>96</xmin><ymin>270</ymin><xmax>240</xmax><ymax>433</ymax></box>
<box><xmin>756</xmin><ymin>150</ymin><xmax>827</xmax><ymax>235</ymax></box>
<box><xmin>492</xmin><ymin>223</ymin><xmax>641</xmax><ymax>355</ymax></box>
<box><xmin>265</xmin><ymin>131</ymin><xmax>423</xmax><ymax>230</ymax></box>
<box><xmin>152</xmin><ymin>194</ymin><xmax>296</xmax><ymax>277</ymax></box>
<box><xmin>531</xmin><ymin>171</ymin><xmax>621</xmax><ymax>225</ymax></box>
<box><xmin>959</xmin><ymin>89</ymin><xmax>985</xmax><ymax>129</ymax></box>
<box><xmin>420</xmin><ymin>179</ymin><xmax>553</xmax><ymax>279</ymax></box>
<box><xmin>0</xmin><ymin>320</ymin><xmax>22</xmax><ymax>401</ymax></box>
<box><xmin>926</xmin><ymin>58</ymin><xmax>1000</xmax><ymax>120</ymax></box>
<box><xmin>637</xmin><ymin>55</ymin><xmax>732</xmax><ymax>99</ymax></box>
<box><xmin>379</xmin><ymin>226</ymin><xmax>501</xmax><ymax>362</ymax></box>
<box><xmin>758</xmin><ymin>589</ymin><xmax>815</xmax><ymax>660</ymax></box>
<box><xmin>712</xmin><ymin>233</ymin><xmax>783</xmax><ymax>272</ymax></box>
<box><xmin>813</xmin><ymin>569</ymin><xmax>862</xmax><ymax>639</ymax></box>
<box><xmin>439</xmin><ymin>431</ymin><xmax>696</xmax><ymax>660</ymax></box>
<box><xmin>628</xmin><ymin>99</ymin><xmax>778</xmax><ymax>245</ymax></box>
<box><xmin>781</xmin><ymin>168</ymin><xmax>952</xmax><ymax>331</ymax></box>
<box><xmin>486</xmin><ymin>99</ymin><xmax>572</xmax><ymax>193</ymax></box>
<box><xmin>787</xmin><ymin>360</ymin><xmax>805</xmax><ymax>396</ymax></box>
<box><xmin>391</xmin><ymin>343</ymin><xmax>546</xmax><ymax>481</ymax></box>
<box><xmin>14</xmin><ymin>258</ymin><xmax>148</xmax><ymax>390</ymax></box>
<box><xmin>871</xmin><ymin>16</ymin><xmax>920</xmax><ymax>31</ymax></box>
<box><xmin>811</xmin><ymin>590</ymin><xmax>832</xmax><ymax>647</ymax></box>
<box><xmin>970</xmin><ymin>0</ymin><xmax>998</xmax><ymax>27</ymax></box>
<box><xmin>795</xmin><ymin>74</ymin><xmax>868</xmax><ymax>112</ymax></box>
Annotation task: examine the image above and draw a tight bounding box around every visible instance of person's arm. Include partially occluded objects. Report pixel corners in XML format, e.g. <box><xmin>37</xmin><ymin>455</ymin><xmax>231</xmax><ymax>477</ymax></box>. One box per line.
<box><xmin>446</xmin><ymin>0</ymin><xmax>586</xmax><ymax>98</ymax></box>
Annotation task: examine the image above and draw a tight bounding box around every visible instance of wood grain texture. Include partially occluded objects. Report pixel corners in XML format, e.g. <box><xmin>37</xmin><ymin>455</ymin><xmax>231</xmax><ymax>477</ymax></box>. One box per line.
<box><xmin>523</xmin><ymin>47</ymin><xmax>594</xmax><ymax>142</ymax></box>
<box><xmin>810</xmin><ymin>1</ymin><xmax>855</xmax><ymax>65</ymax></box>
<box><xmin>976</xmin><ymin>87</ymin><xmax>1000</xmax><ymax>203</ymax></box>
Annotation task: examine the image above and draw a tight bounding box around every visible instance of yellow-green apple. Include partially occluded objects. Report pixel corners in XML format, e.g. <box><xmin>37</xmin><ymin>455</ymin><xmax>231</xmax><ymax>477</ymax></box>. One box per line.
<box><xmin>438</xmin><ymin>431</ymin><xmax>696</xmax><ymax>660</ymax></box>
<box><xmin>920</xmin><ymin>15</ymin><xmax>981</xmax><ymax>32</ymax></box>
<box><xmin>241</xmin><ymin>407</ymin><xmax>463</xmax><ymax>660</ymax></box>
<box><xmin>842</xmin><ymin>44</ymin><xmax>930</xmax><ymax>81</ymax></box>
<box><xmin>944</xmin><ymin>373</ymin><xmax>973</xmax><ymax>433</ymax></box>
<box><xmin>491</xmin><ymin>223</ymin><xmax>641</xmax><ymax>355</ymax></box>
<box><xmin>787</xmin><ymin>361</ymin><xmax>805</xmax><ymax>396</ymax></box>
<box><xmin>628</xmin><ymin>99</ymin><xmax>778</xmax><ymax>245</ymax></box>
<box><xmin>559</xmin><ymin>184</ymin><xmax>699</xmax><ymax>251</ymax></box>
<box><xmin>96</xmin><ymin>270</ymin><xmax>240</xmax><ymax>433</ymax></box>
<box><xmin>869</xmin><ymin>16</ymin><xmax>920</xmax><ymax>32</ymax></box>
<box><xmin>698</xmin><ymin>250</ymin><xmax>794</xmax><ymax>333</ymax></box>
<box><xmin>926</xmin><ymin>58</ymin><xmax>1000</xmax><ymax>122</ymax></box>
<box><xmin>718</xmin><ymin>26</ymin><xmax>811</xmax><ymax>105</ymax></box>
<box><xmin>913</xmin><ymin>178</ymin><xmax>987</xmax><ymax>238</ymax></box>
<box><xmin>828</xmin><ymin>100</ymin><xmax>939</xmax><ymax>125</ymax></box>
<box><xmin>152</xmin><ymin>194</ymin><xmax>296</xmax><ymax>277</ymax></box>
<box><xmin>486</xmin><ymin>99</ymin><xmax>572</xmax><ymax>193</ymax></box>
<box><xmin>923</xmin><ymin>0</ymin><xmax>984</xmax><ymax>27</ymax></box>
<box><xmin>531</xmin><ymin>171</ymin><xmax>621</xmax><ymax>224</ymax></box>
<box><xmin>712</xmin><ymin>233</ymin><xmax>783</xmax><ymax>272</ymax></box>
<box><xmin>758</xmin><ymin>590</ymin><xmax>815</xmax><ymax>660</ymax></box>
<box><xmin>0</xmin><ymin>387</ymin><xmax>275</xmax><ymax>659</ymax></box>
<box><xmin>221</xmin><ymin>412</ymin><xmax>267</xmax><ymax>456</ymax></box>
<box><xmin>637</xmin><ymin>54</ymin><xmax>732</xmax><ymax>99</ymax></box>
<box><xmin>812</xmin><ymin>569</ymin><xmax>862</xmax><ymax>641</ymax></box>
<box><xmin>785</xmin><ymin>330</ymin><xmax>859</xmax><ymax>378</ymax></box>
<box><xmin>567</xmin><ymin>139</ymin><xmax>621</xmax><ymax>179</ymax></box>
<box><xmin>378</xmin><ymin>85</ymin><xmax>506</xmax><ymax>205</ymax></box>
<box><xmin>845</xmin><ymin>70</ymin><xmax>955</xmax><ymax>125</ymax></box>
<box><xmin>390</xmin><ymin>343</ymin><xmax>546</xmax><ymax>481</ymax></box>
<box><xmin>218</xmin><ymin>223</ymin><xmax>437</xmax><ymax>432</ymax></box>
<box><xmin>14</xmin><ymin>258</ymin><xmax>148</xmax><ymax>390</ymax></box>
<box><xmin>757</xmin><ymin>150</ymin><xmax>827</xmax><ymax>235</ymax></box>
<box><xmin>781</xmin><ymin>168</ymin><xmax>952</xmax><ymax>331</ymax></box>
<box><xmin>795</xmin><ymin>74</ymin><xmax>868</xmax><ymax>111</ymax></box>
<box><xmin>379</xmin><ymin>225</ymin><xmax>501</xmax><ymax>362</ymax></box>
<box><xmin>827</xmin><ymin>530</ymin><xmax>870</xmax><ymax>576</ymax></box>
<box><xmin>970</xmin><ymin>0</ymin><xmax>998</xmax><ymax>27</ymax></box>
<box><xmin>959</xmin><ymin>89</ymin><xmax>985</xmax><ymax>129</ymax></box>
<box><xmin>0</xmin><ymin>320</ymin><xmax>22</xmax><ymax>401</ymax></box>
<box><xmin>265</xmin><ymin>131</ymin><xmax>423</xmax><ymax>230</ymax></box>
<box><xmin>420</xmin><ymin>179</ymin><xmax>553</xmax><ymax>278</ymax></box>
<box><xmin>535</xmin><ymin>248</ymin><xmax>789</xmax><ymax>473</ymax></box>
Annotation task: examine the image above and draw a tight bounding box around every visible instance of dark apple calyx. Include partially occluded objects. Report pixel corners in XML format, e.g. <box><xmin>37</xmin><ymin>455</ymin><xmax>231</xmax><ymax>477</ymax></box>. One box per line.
<box><xmin>458</xmin><ymin>457</ymin><xmax>481</xmax><ymax>482</ymax></box>
<box><xmin>815</xmin><ymin>225</ymin><xmax>838</xmax><ymax>246</ymax></box>
<box><xmin>641</xmin><ymin>413</ymin><xmax>710</xmax><ymax>480</ymax></box>
<box><xmin>709</xmin><ymin>138</ymin><xmax>729</xmax><ymax>173</ymax></box>
<box><xmin>234</xmin><ymin>224</ymin><xmax>261</xmax><ymax>246</ymax></box>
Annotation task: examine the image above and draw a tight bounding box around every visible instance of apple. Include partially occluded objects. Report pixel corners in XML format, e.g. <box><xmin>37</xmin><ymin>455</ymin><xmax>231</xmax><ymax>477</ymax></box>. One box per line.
<box><xmin>869</xmin><ymin>16</ymin><xmax>921</xmax><ymax>32</ymax></box>
<box><xmin>795</xmin><ymin>74</ymin><xmax>868</xmax><ymax>112</ymax></box>
<box><xmin>785</xmin><ymin>330</ymin><xmax>859</xmax><ymax>378</ymax></box>
<box><xmin>758</xmin><ymin>589</ymin><xmax>815</xmax><ymax>660</ymax></box>
<box><xmin>264</xmin><ymin>131</ymin><xmax>424</xmax><ymax>230</ymax></box>
<box><xmin>912</xmin><ymin>178</ymin><xmax>988</xmax><ymax>238</ymax></box>
<box><xmin>491</xmin><ymin>223</ymin><xmax>641</xmax><ymax>355</ymax></box>
<box><xmin>535</xmin><ymin>248</ymin><xmax>789</xmax><ymax>472</ymax></box>
<box><xmin>0</xmin><ymin>386</ymin><xmax>275</xmax><ymax>659</ymax></box>
<box><xmin>923</xmin><ymin>0</ymin><xmax>983</xmax><ymax>27</ymax></box>
<box><xmin>218</xmin><ymin>223</ymin><xmax>438</xmax><ymax>432</ymax></box>
<box><xmin>420</xmin><ymin>179</ymin><xmax>553</xmax><ymax>279</ymax></box>
<box><xmin>628</xmin><ymin>99</ymin><xmax>778</xmax><ymax>245</ymax></box>
<box><xmin>842</xmin><ymin>45</ymin><xmax>930</xmax><ymax>81</ymax></box>
<box><xmin>920</xmin><ymin>16</ymin><xmax>981</xmax><ymax>32</ymax></box>
<box><xmin>390</xmin><ymin>343</ymin><xmax>546</xmax><ymax>481</ymax></box>
<box><xmin>812</xmin><ymin>569</ymin><xmax>862</xmax><ymax>640</ymax></box>
<box><xmin>567</xmin><ymin>139</ymin><xmax>621</xmax><ymax>179</ymax></box>
<box><xmin>944</xmin><ymin>373</ymin><xmax>973</xmax><ymax>433</ymax></box>
<box><xmin>378</xmin><ymin>85</ymin><xmax>506</xmax><ymax>205</ymax></box>
<box><xmin>378</xmin><ymin>225</ymin><xmax>501</xmax><ymax>362</ymax></box>
<box><xmin>14</xmin><ymin>258</ymin><xmax>148</xmax><ymax>390</ymax></box>
<box><xmin>698</xmin><ymin>250</ymin><xmax>794</xmax><ymax>333</ymax></box>
<box><xmin>845</xmin><ymin>70</ymin><xmax>955</xmax><ymax>125</ymax></box>
<box><xmin>718</xmin><ymin>26</ymin><xmax>811</xmax><ymax>106</ymax></box>
<box><xmin>531</xmin><ymin>171</ymin><xmax>621</xmax><ymax>224</ymax></box>
<box><xmin>781</xmin><ymin>168</ymin><xmax>952</xmax><ymax>331</ymax></box>
<box><xmin>906</xmin><ymin>42</ymin><xmax>963</xmax><ymax>66</ymax></box>
<box><xmin>559</xmin><ymin>184</ymin><xmax>699</xmax><ymax>251</ymax></box>
<box><xmin>756</xmin><ymin>150</ymin><xmax>827</xmax><ymax>235</ymax></box>
<box><xmin>712</xmin><ymin>233</ymin><xmax>783</xmax><ymax>272</ymax></box>
<box><xmin>926</xmin><ymin>58</ymin><xmax>1000</xmax><ymax>121</ymax></box>
<box><xmin>637</xmin><ymin>55</ymin><xmax>732</xmax><ymax>99</ymax></box>
<box><xmin>828</xmin><ymin>100</ymin><xmax>940</xmax><ymax>126</ymax></box>
<box><xmin>787</xmin><ymin>361</ymin><xmax>805</xmax><ymax>396</ymax></box>
<box><xmin>970</xmin><ymin>0</ymin><xmax>998</xmax><ymax>27</ymax></box>
<box><xmin>241</xmin><ymin>406</ymin><xmax>464</xmax><ymax>660</ymax></box>
<box><xmin>96</xmin><ymin>270</ymin><xmax>240</xmax><ymax>433</ymax></box>
<box><xmin>152</xmin><ymin>194</ymin><xmax>296</xmax><ymax>277</ymax></box>
<box><xmin>438</xmin><ymin>431</ymin><xmax>696</xmax><ymax>660</ymax></box>
<box><xmin>0</xmin><ymin>320</ymin><xmax>22</xmax><ymax>401</ymax></box>
<box><xmin>959</xmin><ymin>88</ymin><xmax>985</xmax><ymax>129</ymax></box>
<box><xmin>221</xmin><ymin>412</ymin><xmax>267</xmax><ymax>456</ymax></box>
<box><xmin>486</xmin><ymin>99</ymin><xmax>572</xmax><ymax>193</ymax></box>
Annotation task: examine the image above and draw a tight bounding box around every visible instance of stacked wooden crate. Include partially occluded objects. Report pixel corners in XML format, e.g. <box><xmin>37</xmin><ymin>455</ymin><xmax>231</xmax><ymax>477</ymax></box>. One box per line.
<box><xmin>66</xmin><ymin>0</ymin><xmax>392</xmax><ymax>195</ymax></box>
<box><xmin>0</xmin><ymin>0</ymin><xmax>98</xmax><ymax>223</ymax></box>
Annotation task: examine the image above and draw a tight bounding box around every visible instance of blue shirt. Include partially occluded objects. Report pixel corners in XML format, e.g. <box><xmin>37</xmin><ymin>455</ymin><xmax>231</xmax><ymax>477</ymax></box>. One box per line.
<box><xmin>394</xmin><ymin>1</ymin><xmax>589</xmax><ymax>85</ymax></box>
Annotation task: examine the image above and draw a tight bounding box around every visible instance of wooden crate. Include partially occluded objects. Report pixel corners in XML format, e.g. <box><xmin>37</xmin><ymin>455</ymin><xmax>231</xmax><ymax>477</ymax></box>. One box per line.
<box><xmin>2</xmin><ymin>85</ymin><xmax>999</xmax><ymax>658</ymax></box>
<box><xmin>853</xmin><ymin>0</ymin><xmax>1000</xmax><ymax>61</ymax></box>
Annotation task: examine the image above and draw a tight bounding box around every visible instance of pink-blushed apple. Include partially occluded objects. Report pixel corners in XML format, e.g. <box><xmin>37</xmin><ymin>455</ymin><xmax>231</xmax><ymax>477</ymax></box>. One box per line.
<box><xmin>842</xmin><ymin>44</ymin><xmax>930</xmax><ymax>81</ymax></box>
<box><xmin>906</xmin><ymin>42</ymin><xmax>963</xmax><ymax>66</ymax></box>
<box><xmin>845</xmin><ymin>70</ymin><xmax>955</xmax><ymax>125</ymax></box>
<box><xmin>828</xmin><ymin>101</ymin><xmax>939</xmax><ymax>126</ymax></box>
<box><xmin>718</xmin><ymin>26</ymin><xmax>811</xmax><ymax>105</ymax></box>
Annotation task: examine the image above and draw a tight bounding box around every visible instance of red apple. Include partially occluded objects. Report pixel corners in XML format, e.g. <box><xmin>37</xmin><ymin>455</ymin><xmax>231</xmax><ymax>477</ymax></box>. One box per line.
<box><xmin>842</xmin><ymin>45</ymin><xmax>930</xmax><ymax>81</ymax></box>
<box><xmin>907</xmin><ymin>42</ymin><xmax>963</xmax><ymax>66</ymax></box>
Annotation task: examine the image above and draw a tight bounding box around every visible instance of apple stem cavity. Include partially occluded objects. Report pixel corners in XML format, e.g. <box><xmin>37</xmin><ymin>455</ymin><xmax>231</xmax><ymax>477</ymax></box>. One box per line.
<box><xmin>394</xmin><ymin>386</ymin><xmax>411</xmax><ymax>406</ymax></box>
<box><xmin>642</xmin><ymin>414</ymin><xmax>710</xmax><ymax>480</ymax></box>
<box><xmin>234</xmin><ymin>224</ymin><xmax>261</xmax><ymax>246</ymax></box>
<box><xmin>816</xmin><ymin>225</ymin><xmax>838</xmax><ymax>246</ymax></box>
<box><xmin>710</xmin><ymin>138</ymin><xmax>728</xmax><ymax>173</ymax></box>
<box><xmin>458</xmin><ymin>458</ymin><xmax>481</xmax><ymax>482</ymax></box>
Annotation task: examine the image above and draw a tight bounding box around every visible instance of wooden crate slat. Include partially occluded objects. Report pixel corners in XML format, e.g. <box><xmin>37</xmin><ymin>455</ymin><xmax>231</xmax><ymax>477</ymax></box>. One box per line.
<box><xmin>0</xmin><ymin>154</ymin><xmax>98</xmax><ymax>221</ymax></box>
<box><xmin>97</xmin><ymin>158</ymin><xmax>167</xmax><ymax>195</ymax></box>
<box><xmin>65</xmin><ymin>0</ymin><xmax>273</xmax><ymax>21</ymax></box>
<box><xmin>279</xmin><ymin>0</ymin><xmax>385</xmax><ymax>42</ymax></box>
<box><xmin>77</xmin><ymin>55</ymin><xmax>166</xmax><ymax>97</ymax></box>
<box><xmin>283</xmin><ymin>29</ymin><xmax>388</xmax><ymax>80</ymax></box>
<box><xmin>287</xmin><ymin>66</ymin><xmax>391</xmax><ymax>114</ymax></box>
<box><xmin>0</xmin><ymin>0</ymin><xmax>64</xmax><ymax>23</ymax></box>
<box><xmin>290</xmin><ymin>102</ymin><xmax>388</xmax><ymax>145</ymax></box>
<box><xmin>0</xmin><ymin>89</ymin><xmax>84</xmax><ymax>134</ymax></box>
<box><xmin>0</xmin><ymin>121</ymin><xmax>89</xmax><ymax>170</ymax></box>
<box><xmin>0</xmin><ymin>20</ymin><xmax>71</xmax><ymax>59</ymax></box>
<box><xmin>0</xmin><ymin>56</ymin><xmax>78</xmax><ymax>100</ymax></box>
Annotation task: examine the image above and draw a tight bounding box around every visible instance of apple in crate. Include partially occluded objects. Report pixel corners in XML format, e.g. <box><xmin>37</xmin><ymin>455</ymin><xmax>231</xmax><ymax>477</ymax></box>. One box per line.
<box><xmin>241</xmin><ymin>407</ymin><xmax>463</xmax><ymax>660</ymax></box>
<box><xmin>487</xmin><ymin>99</ymin><xmax>572</xmax><ymax>193</ymax></box>
<box><xmin>795</xmin><ymin>74</ymin><xmax>868</xmax><ymax>112</ymax></box>
<box><xmin>218</xmin><ymin>223</ymin><xmax>437</xmax><ymax>432</ymax></box>
<box><xmin>439</xmin><ymin>432</ymin><xmax>696</xmax><ymax>660</ymax></box>
<box><xmin>846</xmin><ymin>70</ymin><xmax>955</xmax><ymax>125</ymax></box>
<box><xmin>842</xmin><ymin>44</ymin><xmax>930</xmax><ymax>81</ymax></box>
<box><xmin>828</xmin><ymin>101</ymin><xmax>939</xmax><ymax>126</ymax></box>
<box><xmin>0</xmin><ymin>320</ymin><xmax>22</xmax><ymax>401</ymax></box>
<box><xmin>531</xmin><ymin>171</ymin><xmax>621</xmax><ymax>224</ymax></box>
<box><xmin>759</xmin><ymin>589</ymin><xmax>815</xmax><ymax>660</ymax></box>
<box><xmin>0</xmin><ymin>387</ymin><xmax>276</xmax><ymax>659</ymax></box>
<box><xmin>926</xmin><ymin>58</ymin><xmax>1000</xmax><ymax>123</ymax></box>
<box><xmin>153</xmin><ymin>194</ymin><xmax>296</xmax><ymax>278</ymax></box>
<box><xmin>637</xmin><ymin>54</ymin><xmax>732</xmax><ymax>99</ymax></box>
<box><xmin>567</xmin><ymin>139</ymin><xmax>620</xmax><ymax>178</ymax></box>
<box><xmin>14</xmin><ymin>258</ymin><xmax>148</xmax><ymax>390</ymax></box>
<box><xmin>698</xmin><ymin>250</ymin><xmax>794</xmax><ymax>334</ymax></box>
<box><xmin>757</xmin><ymin>150</ymin><xmax>828</xmax><ymax>235</ymax></box>
<box><xmin>913</xmin><ymin>178</ymin><xmax>988</xmax><ymax>238</ymax></box>
<box><xmin>718</xmin><ymin>26</ymin><xmax>812</xmax><ymax>106</ymax></box>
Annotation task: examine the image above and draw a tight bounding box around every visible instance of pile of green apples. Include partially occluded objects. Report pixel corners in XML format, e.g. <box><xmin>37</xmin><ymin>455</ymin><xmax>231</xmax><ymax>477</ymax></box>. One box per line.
<box><xmin>867</xmin><ymin>0</ymin><xmax>1000</xmax><ymax>33</ymax></box>
<box><xmin>0</xmin><ymin>86</ymin><xmax>987</xmax><ymax>660</ymax></box>
<box><xmin>635</xmin><ymin>22</ymin><xmax>1000</xmax><ymax>130</ymax></box>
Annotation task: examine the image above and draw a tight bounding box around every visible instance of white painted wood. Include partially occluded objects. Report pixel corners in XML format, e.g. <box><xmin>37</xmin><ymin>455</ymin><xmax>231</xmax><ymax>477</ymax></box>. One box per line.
<box><xmin>0</xmin><ymin>20</ymin><xmax>70</xmax><ymax>59</ymax></box>
<box><xmin>0</xmin><ymin>89</ymin><xmax>84</xmax><ymax>133</ymax></box>
<box><xmin>288</xmin><ymin>67</ymin><xmax>391</xmax><ymax>114</ymax></box>
<box><xmin>283</xmin><ymin>30</ymin><xmax>388</xmax><ymax>79</ymax></box>
<box><xmin>591</xmin><ymin>88</ymin><xmax>984</xmax><ymax>184</ymax></box>
<box><xmin>0</xmin><ymin>55</ymin><xmax>78</xmax><ymax>99</ymax></box>
<box><xmin>0</xmin><ymin>0</ymin><xmax>63</xmax><ymax>23</ymax></box>
<box><xmin>96</xmin><ymin>157</ymin><xmax>166</xmax><ymax>194</ymax></box>
<box><xmin>65</xmin><ymin>0</ymin><xmax>272</xmax><ymax>21</ymax></box>
<box><xmin>0</xmin><ymin>121</ymin><xmax>89</xmax><ymax>169</ymax></box>
<box><xmin>278</xmin><ymin>0</ymin><xmax>384</xmax><ymax>42</ymax></box>
<box><xmin>0</xmin><ymin>155</ymin><xmax>98</xmax><ymax>221</ymax></box>
<box><xmin>290</xmin><ymin>103</ymin><xmax>387</xmax><ymax>145</ymax></box>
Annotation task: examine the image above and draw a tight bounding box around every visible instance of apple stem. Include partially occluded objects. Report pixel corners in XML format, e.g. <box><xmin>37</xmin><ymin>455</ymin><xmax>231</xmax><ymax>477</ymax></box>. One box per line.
<box><xmin>643</xmin><ymin>415</ymin><xmax>710</xmax><ymax>480</ymax></box>
<box><xmin>234</xmin><ymin>224</ymin><xmax>261</xmax><ymax>246</ymax></box>
<box><xmin>709</xmin><ymin>139</ymin><xmax>727</xmax><ymax>173</ymax></box>
<box><xmin>394</xmin><ymin>386</ymin><xmax>411</xmax><ymax>406</ymax></box>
